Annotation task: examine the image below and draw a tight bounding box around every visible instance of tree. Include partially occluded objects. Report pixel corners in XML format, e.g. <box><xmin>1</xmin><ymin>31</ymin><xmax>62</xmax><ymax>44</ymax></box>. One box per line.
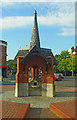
<box><xmin>8</xmin><ymin>60</ymin><xmax>16</xmax><ymax>73</ymax></box>
<box><xmin>55</xmin><ymin>50</ymin><xmax>69</xmax><ymax>62</ymax></box>
<box><xmin>57</xmin><ymin>59</ymin><xmax>67</xmax><ymax>76</ymax></box>
<box><xmin>60</xmin><ymin>50</ymin><xmax>69</xmax><ymax>59</ymax></box>
<box><xmin>72</xmin><ymin>56</ymin><xmax>77</xmax><ymax>74</ymax></box>
<box><xmin>54</xmin><ymin>50</ymin><xmax>73</xmax><ymax>75</ymax></box>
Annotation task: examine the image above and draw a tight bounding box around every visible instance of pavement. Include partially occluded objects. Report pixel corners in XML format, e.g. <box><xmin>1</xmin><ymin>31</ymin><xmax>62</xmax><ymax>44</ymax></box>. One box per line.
<box><xmin>49</xmin><ymin>99</ymin><xmax>76</xmax><ymax>119</ymax></box>
<box><xmin>26</xmin><ymin>108</ymin><xmax>60</xmax><ymax>118</ymax></box>
<box><xmin>1</xmin><ymin>101</ymin><xmax>30</xmax><ymax>119</ymax></box>
<box><xmin>0</xmin><ymin>76</ymin><xmax>77</xmax><ymax>119</ymax></box>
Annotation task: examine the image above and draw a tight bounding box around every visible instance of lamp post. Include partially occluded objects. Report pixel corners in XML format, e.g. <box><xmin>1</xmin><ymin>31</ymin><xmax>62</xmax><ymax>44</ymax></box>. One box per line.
<box><xmin>72</xmin><ymin>57</ymin><xmax>74</xmax><ymax>76</ymax></box>
<box><xmin>68</xmin><ymin>47</ymin><xmax>74</xmax><ymax>76</ymax></box>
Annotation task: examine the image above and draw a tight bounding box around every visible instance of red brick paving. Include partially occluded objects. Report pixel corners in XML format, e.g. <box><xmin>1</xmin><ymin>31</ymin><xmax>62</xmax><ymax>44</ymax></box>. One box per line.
<box><xmin>2</xmin><ymin>85</ymin><xmax>15</xmax><ymax>91</ymax></box>
<box><xmin>49</xmin><ymin>99</ymin><xmax>76</xmax><ymax>119</ymax></box>
<box><xmin>3</xmin><ymin>80</ymin><xmax>15</xmax><ymax>83</ymax></box>
<box><xmin>60</xmin><ymin>88</ymin><xmax>77</xmax><ymax>92</ymax></box>
<box><xmin>0</xmin><ymin>79</ymin><xmax>15</xmax><ymax>92</ymax></box>
<box><xmin>1</xmin><ymin>101</ymin><xmax>60</xmax><ymax>119</ymax></box>
<box><xmin>0</xmin><ymin>101</ymin><xmax>30</xmax><ymax>119</ymax></box>
<box><xmin>56</xmin><ymin>87</ymin><xmax>77</xmax><ymax>95</ymax></box>
<box><xmin>56</xmin><ymin>87</ymin><xmax>77</xmax><ymax>92</ymax></box>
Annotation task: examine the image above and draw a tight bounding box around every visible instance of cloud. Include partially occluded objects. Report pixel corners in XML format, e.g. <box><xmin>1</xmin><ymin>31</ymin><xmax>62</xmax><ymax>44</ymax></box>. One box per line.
<box><xmin>0</xmin><ymin>1</ymin><xmax>76</xmax><ymax>10</ymax></box>
<box><xmin>58</xmin><ymin>28</ymin><xmax>75</xmax><ymax>36</ymax></box>
<box><xmin>0</xmin><ymin>11</ymin><xmax>75</xmax><ymax>30</ymax></box>
<box><xmin>0</xmin><ymin>16</ymin><xmax>33</xmax><ymax>29</ymax></box>
<box><xmin>0</xmin><ymin>2</ymin><xmax>75</xmax><ymax>37</ymax></box>
<box><xmin>39</xmin><ymin>12</ymin><xmax>75</xmax><ymax>27</ymax></box>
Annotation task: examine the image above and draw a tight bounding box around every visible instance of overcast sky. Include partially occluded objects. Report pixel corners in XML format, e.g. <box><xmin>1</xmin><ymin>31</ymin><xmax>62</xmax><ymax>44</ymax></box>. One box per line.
<box><xmin>0</xmin><ymin>0</ymin><xmax>76</xmax><ymax>60</ymax></box>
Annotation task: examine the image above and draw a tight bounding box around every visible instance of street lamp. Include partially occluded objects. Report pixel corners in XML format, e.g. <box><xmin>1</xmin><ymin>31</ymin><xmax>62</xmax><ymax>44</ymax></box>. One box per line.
<box><xmin>68</xmin><ymin>47</ymin><xmax>74</xmax><ymax>76</ymax></box>
<box><xmin>72</xmin><ymin>56</ymin><xmax>74</xmax><ymax>76</ymax></box>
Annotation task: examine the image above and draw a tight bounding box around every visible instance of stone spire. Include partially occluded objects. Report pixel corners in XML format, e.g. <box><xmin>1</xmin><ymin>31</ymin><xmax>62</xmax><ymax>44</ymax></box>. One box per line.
<box><xmin>30</xmin><ymin>10</ymin><xmax>40</xmax><ymax>49</ymax></box>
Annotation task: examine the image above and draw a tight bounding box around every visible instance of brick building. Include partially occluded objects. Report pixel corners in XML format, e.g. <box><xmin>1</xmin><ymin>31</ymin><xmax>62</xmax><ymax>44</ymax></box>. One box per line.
<box><xmin>13</xmin><ymin>10</ymin><xmax>57</xmax><ymax>97</ymax></box>
<box><xmin>0</xmin><ymin>40</ymin><xmax>8</xmax><ymax>80</ymax></box>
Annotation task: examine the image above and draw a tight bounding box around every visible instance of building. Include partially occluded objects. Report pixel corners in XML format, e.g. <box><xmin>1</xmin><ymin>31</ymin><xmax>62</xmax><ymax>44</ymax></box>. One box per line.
<box><xmin>14</xmin><ymin>10</ymin><xmax>58</xmax><ymax>97</ymax></box>
<box><xmin>0</xmin><ymin>40</ymin><xmax>8</xmax><ymax>80</ymax></box>
<box><xmin>68</xmin><ymin>46</ymin><xmax>77</xmax><ymax>56</ymax></box>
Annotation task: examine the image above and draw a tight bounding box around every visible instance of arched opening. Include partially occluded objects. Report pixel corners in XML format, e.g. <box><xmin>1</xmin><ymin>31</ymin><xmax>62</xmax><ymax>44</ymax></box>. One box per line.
<box><xmin>28</xmin><ymin>66</ymin><xmax>42</xmax><ymax>96</ymax></box>
<box><xmin>15</xmin><ymin>55</ymin><xmax>54</xmax><ymax>97</ymax></box>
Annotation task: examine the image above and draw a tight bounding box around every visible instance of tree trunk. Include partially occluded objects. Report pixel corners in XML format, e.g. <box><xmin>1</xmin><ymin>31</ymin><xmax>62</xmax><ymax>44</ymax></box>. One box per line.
<box><xmin>65</xmin><ymin>71</ymin><xmax>66</xmax><ymax>76</ymax></box>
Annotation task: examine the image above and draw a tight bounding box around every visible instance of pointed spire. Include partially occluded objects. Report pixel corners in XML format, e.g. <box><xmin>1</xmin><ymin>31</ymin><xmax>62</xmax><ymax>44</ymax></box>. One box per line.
<box><xmin>30</xmin><ymin>9</ymin><xmax>40</xmax><ymax>49</ymax></box>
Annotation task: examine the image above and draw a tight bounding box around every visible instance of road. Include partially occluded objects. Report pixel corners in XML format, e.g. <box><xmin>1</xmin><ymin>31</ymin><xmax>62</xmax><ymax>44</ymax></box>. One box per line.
<box><xmin>55</xmin><ymin>76</ymin><xmax>76</xmax><ymax>88</ymax></box>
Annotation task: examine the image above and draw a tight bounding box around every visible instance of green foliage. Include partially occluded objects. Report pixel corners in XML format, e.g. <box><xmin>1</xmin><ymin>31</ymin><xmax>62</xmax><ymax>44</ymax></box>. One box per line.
<box><xmin>53</xmin><ymin>65</ymin><xmax>58</xmax><ymax>72</ymax></box>
<box><xmin>39</xmin><ymin>67</ymin><xmax>42</xmax><ymax>73</ymax></box>
<box><xmin>72</xmin><ymin>56</ymin><xmax>77</xmax><ymax>73</ymax></box>
<box><xmin>8</xmin><ymin>60</ymin><xmax>16</xmax><ymax>73</ymax></box>
<box><xmin>54</xmin><ymin>50</ymin><xmax>77</xmax><ymax>75</ymax></box>
<box><xmin>60</xmin><ymin>50</ymin><xmax>69</xmax><ymax>59</ymax></box>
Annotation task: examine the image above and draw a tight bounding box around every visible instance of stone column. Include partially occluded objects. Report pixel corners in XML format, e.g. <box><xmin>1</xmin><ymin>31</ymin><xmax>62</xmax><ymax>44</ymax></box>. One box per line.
<box><xmin>42</xmin><ymin>67</ymin><xmax>47</xmax><ymax>96</ymax></box>
<box><xmin>15</xmin><ymin>56</ymin><xmax>20</xmax><ymax>97</ymax></box>
<box><xmin>15</xmin><ymin>56</ymin><xmax>29</xmax><ymax>97</ymax></box>
<box><xmin>46</xmin><ymin>56</ymin><xmax>55</xmax><ymax>97</ymax></box>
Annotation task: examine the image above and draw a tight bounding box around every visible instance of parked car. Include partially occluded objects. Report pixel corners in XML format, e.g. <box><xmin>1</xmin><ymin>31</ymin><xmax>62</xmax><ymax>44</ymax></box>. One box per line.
<box><xmin>54</xmin><ymin>73</ymin><xmax>62</xmax><ymax>81</ymax></box>
<box><xmin>58</xmin><ymin>73</ymin><xmax>64</xmax><ymax>79</ymax></box>
<box><xmin>59</xmin><ymin>73</ymin><xmax>64</xmax><ymax>79</ymax></box>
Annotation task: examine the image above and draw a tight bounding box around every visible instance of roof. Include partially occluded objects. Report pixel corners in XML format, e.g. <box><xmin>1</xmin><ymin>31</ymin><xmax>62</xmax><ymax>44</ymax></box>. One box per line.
<box><xmin>30</xmin><ymin>9</ymin><xmax>40</xmax><ymax>49</ymax></box>
<box><xmin>13</xmin><ymin>49</ymin><xmax>29</xmax><ymax>64</ymax></box>
<box><xmin>13</xmin><ymin>46</ymin><xmax>58</xmax><ymax>65</ymax></box>
<box><xmin>0</xmin><ymin>40</ymin><xmax>7</xmax><ymax>45</ymax></box>
<box><xmin>17</xmin><ymin>46</ymin><xmax>57</xmax><ymax>65</ymax></box>
<box><xmin>40</xmin><ymin>48</ymin><xmax>58</xmax><ymax>65</ymax></box>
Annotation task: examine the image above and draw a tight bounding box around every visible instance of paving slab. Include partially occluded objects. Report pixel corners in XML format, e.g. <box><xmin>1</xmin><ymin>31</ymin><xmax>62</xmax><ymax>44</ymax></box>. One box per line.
<box><xmin>1</xmin><ymin>101</ymin><xmax>30</xmax><ymax>119</ymax></box>
<box><xmin>49</xmin><ymin>99</ymin><xmax>76</xmax><ymax>119</ymax></box>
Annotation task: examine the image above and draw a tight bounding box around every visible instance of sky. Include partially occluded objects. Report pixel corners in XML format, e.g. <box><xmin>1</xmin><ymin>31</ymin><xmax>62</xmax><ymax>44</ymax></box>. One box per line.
<box><xmin>0</xmin><ymin>0</ymin><xmax>76</xmax><ymax>60</ymax></box>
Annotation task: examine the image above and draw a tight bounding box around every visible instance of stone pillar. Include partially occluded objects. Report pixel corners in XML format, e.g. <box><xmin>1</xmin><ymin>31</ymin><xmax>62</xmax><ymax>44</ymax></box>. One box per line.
<box><xmin>15</xmin><ymin>56</ymin><xmax>20</xmax><ymax>97</ymax></box>
<box><xmin>46</xmin><ymin>56</ymin><xmax>55</xmax><ymax>97</ymax></box>
<box><xmin>15</xmin><ymin>56</ymin><xmax>29</xmax><ymax>97</ymax></box>
<box><xmin>42</xmin><ymin>67</ymin><xmax>47</xmax><ymax>96</ymax></box>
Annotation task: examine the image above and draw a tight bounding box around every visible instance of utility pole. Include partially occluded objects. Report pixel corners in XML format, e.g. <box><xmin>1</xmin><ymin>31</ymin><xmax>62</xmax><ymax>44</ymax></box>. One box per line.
<box><xmin>72</xmin><ymin>57</ymin><xmax>74</xmax><ymax>76</ymax></box>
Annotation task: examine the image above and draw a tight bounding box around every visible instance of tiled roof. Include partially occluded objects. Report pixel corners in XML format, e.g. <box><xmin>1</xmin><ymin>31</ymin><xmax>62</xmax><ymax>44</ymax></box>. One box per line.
<box><xmin>30</xmin><ymin>10</ymin><xmax>40</xmax><ymax>49</ymax></box>
<box><xmin>13</xmin><ymin>47</ymin><xmax>58</xmax><ymax>65</ymax></box>
<box><xmin>40</xmin><ymin>48</ymin><xmax>58</xmax><ymax>65</ymax></box>
<box><xmin>13</xmin><ymin>49</ymin><xmax>29</xmax><ymax>64</ymax></box>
